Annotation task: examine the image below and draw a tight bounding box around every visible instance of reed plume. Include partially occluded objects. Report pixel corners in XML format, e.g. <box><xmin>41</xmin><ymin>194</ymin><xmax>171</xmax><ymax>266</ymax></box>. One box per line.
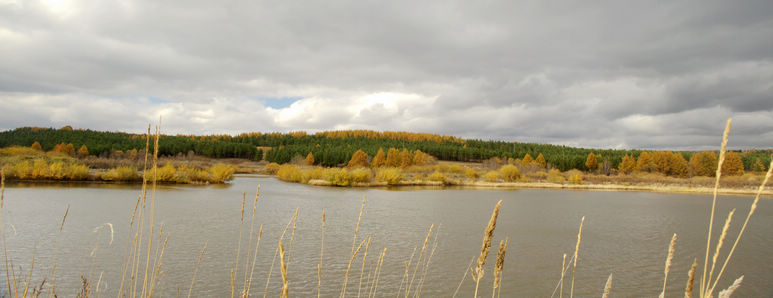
<box><xmin>602</xmin><ymin>273</ymin><xmax>612</xmax><ymax>298</ymax></box>
<box><xmin>717</xmin><ymin>275</ymin><xmax>743</xmax><ymax>298</ymax></box>
<box><xmin>407</xmin><ymin>224</ymin><xmax>433</xmax><ymax>297</ymax></box>
<box><xmin>570</xmin><ymin>216</ymin><xmax>585</xmax><ymax>298</ymax></box>
<box><xmin>473</xmin><ymin>200</ymin><xmax>503</xmax><ymax>297</ymax></box>
<box><xmin>701</xmin><ymin>118</ymin><xmax>731</xmax><ymax>298</ymax></box>
<box><xmin>660</xmin><ymin>233</ymin><xmax>677</xmax><ymax>298</ymax></box>
<box><xmin>685</xmin><ymin>258</ymin><xmax>697</xmax><ymax>298</ymax></box>
<box><xmin>492</xmin><ymin>237</ymin><xmax>509</xmax><ymax>298</ymax></box>
<box><xmin>279</xmin><ymin>241</ymin><xmax>289</xmax><ymax>298</ymax></box>
<box><xmin>706</xmin><ymin>209</ymin><xmax>735</xmax><ymax>295</ymax></box>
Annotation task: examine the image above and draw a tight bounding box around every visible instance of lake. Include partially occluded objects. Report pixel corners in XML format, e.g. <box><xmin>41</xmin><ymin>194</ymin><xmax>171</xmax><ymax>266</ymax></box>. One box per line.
<box><xmin>1</xmin><ymin>175</ymin><xmax>772</xmax><ymax>297</ymax></box>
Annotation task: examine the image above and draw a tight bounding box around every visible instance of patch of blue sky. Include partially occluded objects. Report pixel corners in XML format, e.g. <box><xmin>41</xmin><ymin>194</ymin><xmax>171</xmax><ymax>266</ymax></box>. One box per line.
<box><xmin>256</xmin><ymin>96</ymin><xmax>302</xmax><ymax>109</ymax></box>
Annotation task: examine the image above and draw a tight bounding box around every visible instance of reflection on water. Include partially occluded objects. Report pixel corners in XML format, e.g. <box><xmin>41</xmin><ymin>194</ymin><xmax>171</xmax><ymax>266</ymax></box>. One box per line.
<box><xmin>1</xmin><ymin>175</ymin><xmax>772</xmax><ymax>297</ymax></box>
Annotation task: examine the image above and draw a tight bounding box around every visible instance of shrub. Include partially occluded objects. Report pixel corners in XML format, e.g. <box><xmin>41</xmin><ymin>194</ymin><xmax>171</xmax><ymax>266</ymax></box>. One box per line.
<box><xmin>277</xmin><ymin>164</ymin><xmax>303</xmax><ymax>183</ymax></box>
<box><xmin>483</xmin><ymin>171</ymin><xmax>499</xmax><ymax>182</ymax></box>
<box><xmin>102</xmin><ymin>166</ymin><xmax>140</xmax><ymax>181</ymax></box>
<box><xmin>148</xmin><ymin>163</ymin><xmax>177</xmax><ymax>182</ymax></box>
<box><xmin>428</xmin><ymin>171</ymin><xmax>447</xmax><ymax>183</ymax></box>
<box><xmin>330</xmin><ymin>168</ymin><xmax>352</xmax><ymax>186</ymax></box>
<box><xmin>209</xmin><ymin>163</ymin><xmax>236</xmax><ymax>183</ymax></box>
<box><xmin>174</xmin><ymin>165</ymin><xmax>209</xmax><ymax>183</ymax></box>
<box><xmin>464</xmin><ymin>167</ymin><xmax>478</xmax><ymax>179</ymax></box>
<box><xmin>546</xmin><ymin>169</ymin><xmax>565</xmax><ymax>184</ymax></box>
<box><xmin>264</xmin><ymin>162</ymin><xmax>281</xmax><ymax>174</ymax></box>
<box><xmin>499</xmin><ymin>164</ymin><xmax>521</xmax><ymax>182</ymax></box>
<box><xmin>376</xmin><ymin>167</ymin><xmax>404</xmax><ymax>185</ymax></box>
<box><xmin>567</xmin><ymin>169</ymin><xmax>583</xmax><ymax>185</ymax></box>
<box><xmin>349</xmin><ymin>168</ymin><xmax>372</xmax><ymax>183</ymax></box>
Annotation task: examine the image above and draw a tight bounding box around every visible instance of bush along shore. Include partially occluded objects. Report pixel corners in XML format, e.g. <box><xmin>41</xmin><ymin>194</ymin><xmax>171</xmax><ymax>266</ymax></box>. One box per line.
<box><xmin>0</xmin><ymin>145</ymin><xmax>236</xmax><ymax>184</ymax></box>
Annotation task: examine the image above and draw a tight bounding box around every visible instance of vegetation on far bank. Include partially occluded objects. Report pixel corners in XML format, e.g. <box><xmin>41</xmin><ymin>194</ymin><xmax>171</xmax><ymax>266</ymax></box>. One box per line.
<box><xmin>0</xmin><ymin>145</ymin><xmax>235</xmax><ymax>184</ymax></box>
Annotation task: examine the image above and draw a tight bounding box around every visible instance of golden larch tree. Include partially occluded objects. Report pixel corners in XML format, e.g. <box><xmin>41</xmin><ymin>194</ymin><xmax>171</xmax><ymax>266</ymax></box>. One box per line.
<box><xmin>399</xmin><ymin>149</ymin><xmax>413</xmax><ymax>169</ymax></box>
<box><xmin>652</xmin><ymin>151</ymin><xmax>671</xmax><ymax>174</ymax></box>
<box><xmin>535</xmin><ymin>153</ymin><xmax>546</xmax><ymax>168</ymax></box>
<box><xmin>385</xmin><ymin>148</ymin><xmax>400</xmax><ymax>167</ymax></box>
<box><xmin>635</xmin><ymin>151</ymin><xmax>656</xmax><ymax>172</ymax></box>
<box><xmin>77</xmin><ymin>145</ymin><xmax>89</xmax><ymax>158</ymax></box>
<box><xmin>305</xmin><ymin>152</ymin><xmax>315</xmax><ymax>166</ymax></box>
<box><xmin>371</xmin><ymin>148</ymin><xmax>386</xmax><ymax>168</ymax></box>
<box><xmin>52</xmin><ymin>143</ymin><xmax>75</xmax><ymax>156</ymax></box>
<box><xmin>347</xmin><ymin>149</ymin><xmax>369</xmax><ymax>168</ymax></box>
<box><xmin>689</xmin><ymin>151</ymin><xmax>717</xmax><ymax>177</ymax></box>
<box><xmin>752</xmin><ymin>158</ymin><xmax>767</xmax><ymax>172</ymax></box>
<box><xmin>585</xmin><ymin>152</ymin><xmax>598</xmax><ymax>172</ymax></box>
<box><xmin>721</xmin><ymin>151</ymin><xmax>745</xmax><ymax>176</ymax></box>
<box><xmin>668</xmin><ymin>152</ymin><xmax>689</xmax><ymax>178</ymax></box>
<box><xmin>30</xmin><ymin>141</ymin><xmax>42</xmax><ymax>151</ymax></box>
<box><xmin>618</xmin><ymin>154</ymin><xmax>636</xmax><ymax>174</ymax></box>
<box><xmin>522</xmin><ymin>153</ymin><xmax>534</xmax><ymax>165</ymax></box>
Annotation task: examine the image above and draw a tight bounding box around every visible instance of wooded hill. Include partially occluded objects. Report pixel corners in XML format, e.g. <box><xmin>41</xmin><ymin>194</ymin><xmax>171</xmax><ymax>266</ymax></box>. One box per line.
<box><xmin>1</xmin><ymin>126</ymin><xmax>770</xmax><ymax>172</ymax></box>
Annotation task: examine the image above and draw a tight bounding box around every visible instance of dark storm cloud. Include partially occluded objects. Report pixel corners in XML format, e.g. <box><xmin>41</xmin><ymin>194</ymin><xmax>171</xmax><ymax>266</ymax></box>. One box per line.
<box><xmin>1</xmin><ymin>0</ymin><xmax>772</xmax><ymax>149</ymax></box>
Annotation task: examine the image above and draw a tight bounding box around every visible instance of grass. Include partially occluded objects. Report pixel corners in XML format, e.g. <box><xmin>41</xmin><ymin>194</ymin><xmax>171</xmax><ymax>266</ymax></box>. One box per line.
<box><xmin>1</xmin><ymin>118</ymin><xmax>771</xmax><ymax>297</ymax></box>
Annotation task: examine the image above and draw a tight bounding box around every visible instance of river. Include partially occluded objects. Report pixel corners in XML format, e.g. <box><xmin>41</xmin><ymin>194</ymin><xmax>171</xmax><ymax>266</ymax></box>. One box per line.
<box><xmin>1</xmin><ymin>175</ymin><xmax>771</xmax><ymax>297</ymax></box>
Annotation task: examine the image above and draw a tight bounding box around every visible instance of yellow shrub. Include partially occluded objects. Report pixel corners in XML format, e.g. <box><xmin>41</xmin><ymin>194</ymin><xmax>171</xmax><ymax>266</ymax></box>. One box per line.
<box><xmin>567</xmin><ymin>169</ymin><xmax>584</xmax><ymax>185</ymax></box>
<box><xmin>277</xmin><ymin>164</ymin><xmax>303</xmax><ymax>183</ymax></box>
<box><xmin>32</xmin><ymin>159</ymin><xmax>49</xmax><ymax>179</ymax></box>
<box><xmin>464</xmin><ymin>167</ymin><xmax>478</xmax><ymax>179</ymax></box>
<box><xmin>12</xmin><ymin>161</ymin><xmax>33</xmax><ymax>179</ymax></box>
<box><xmin>209</xmin><ymin>163</ymin><xmax>236</xmax><ymax>183</ymax></box>
<box><xmin>428</xmin><ymin>171</ymin><xmax>447</xmax><ymax>184</ymax></box>
<box><xmin>0</xmin><ymin>146</ymin><xmax>44</xmax><ymax>158</ymax></box>
<box><xmin>174</xmin><ymin>165</ymin><xmax>209</xmax><ymax>183</ymax></box>
<box><xmin>264</xmin><ymin>162</ymin><xmax>281</xmax><ymax>174</ymax></box>
<box><xmin>330</xmin><ymin>168</ymin><xmax>352</xmax><ymax>186</ymax></box>
<box><xmin>483</xmin><ymin>171</ymin><xmax>499</xmax><ymax>182</ymax></box>
<box><xmin>376</xmin><ymin>167</ymin><xmax>404</xmax><ymax>185</ymax></box>
<box><xmin>547</xmin><ymin>169</ymin><xmax>565</xmax><ymax>184</ymax></box>
<box><xmin>349</xmin><ymin>168</ymin><xmax>372</xmax><ymax>183</ymax></box>
<box><xmin>102</xmin><ymin>166</ymin><xmax>140</xmax><ymax>181</ymax></box>
<box><xmin>66</xmin><ymin>164</ymin><xmax>90</xmax><ymax>180</ymax></box>
<box><xmin>148</xmin><ymin>163</ymin><xmax>177</xmax><ymax>182</ymax></box>
<box><xmin>499</xmin><ymin>164</ymin><xmax>521</xmax><ymax>182</ymax></box>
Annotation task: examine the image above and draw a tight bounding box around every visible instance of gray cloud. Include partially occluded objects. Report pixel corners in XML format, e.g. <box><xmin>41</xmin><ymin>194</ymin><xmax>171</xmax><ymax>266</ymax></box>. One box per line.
<box><xmin>1</xmin><ymin>0</ymin><xmax>772</xmax><ymax>150</ymax></box>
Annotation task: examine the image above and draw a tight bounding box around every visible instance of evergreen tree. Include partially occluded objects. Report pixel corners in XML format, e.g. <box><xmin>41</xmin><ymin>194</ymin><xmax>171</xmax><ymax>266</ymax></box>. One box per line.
<box><xmin>371</xmin><ymin>148</ymin><xmax>386</xmax><ymax>168</ymax></box>
<box><xmin>585</xmin><ymin>152</ymin><xmax>598</xmax><ymax>172</ymax></box>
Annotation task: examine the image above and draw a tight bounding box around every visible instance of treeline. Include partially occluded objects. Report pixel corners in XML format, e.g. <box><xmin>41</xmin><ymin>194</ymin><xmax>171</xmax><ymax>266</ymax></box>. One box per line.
<box><xmin>0</xmin><ymin>126</ymin><xmax>770</xmax><ymax>172</ymax></box>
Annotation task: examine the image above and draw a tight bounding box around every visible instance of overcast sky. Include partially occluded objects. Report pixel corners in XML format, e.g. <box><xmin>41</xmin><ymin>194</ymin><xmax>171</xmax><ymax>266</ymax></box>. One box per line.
<box><xmin>1</xmin><ymin>0</ymin><xmax>772</xmax><ymax>150</ymax></box>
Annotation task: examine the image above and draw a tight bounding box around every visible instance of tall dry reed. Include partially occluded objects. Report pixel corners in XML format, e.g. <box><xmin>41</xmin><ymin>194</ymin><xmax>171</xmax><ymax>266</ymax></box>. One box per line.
<box><xmin>472</xmin><ymin>200</ymin><xmax>502</xmax><ymax>298</ymax></box>
<box><xmin>570</xmin><ymin>216</ymin><xmax>585</xmax><ymax>298</ymax></box>
<box><xmin>660</xmin><ymin>233</ymin><xmax>677</xmax><ymax>298</ymax></box>
<box><xmin>701</xmin><ymin>118</ymin><xmax>731</xmax><ymax>298</ymax></box>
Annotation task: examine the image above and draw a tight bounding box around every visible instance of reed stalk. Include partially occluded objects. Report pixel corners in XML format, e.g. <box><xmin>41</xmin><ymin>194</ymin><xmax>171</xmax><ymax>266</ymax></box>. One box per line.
<box><xmin>492</xmin><ymin>237</ymin><xmax>509</xmax><ymax>298</ymax></box>
<box><xmin>263</xmin><ymin>213</ymin><xmax>296</xmax><ymax>298</ymax></box>
<box><xmin>340</xmin><ymin>238</ymin><xmax>367</xmax><ymax>298</ymax></box>
<box><xmin>416</xmin><ymin>224</ymin><xmax>441</xmax><ymax>297</ymax></box>
<box><xmin>21</xmin><ymin>248</ymin><xmax>35</xmax><ymax>298</ymax></box>
<box><xmin>560</xmin><ymin>253</ymin><xmax>566</xmax><ymax>298</ymax></box>
<box><xmin>369</xmin><ymin>248</ymin><xmax>387</xmax><ymax>298</ymax></box>
<box><xmin>286</xmin><ymin>208</ymin><xmax>299</xmax><ymax>263</ymax></box>
<box><xmin>570</xmin><ymin>216</ymin><xmax>585</xmax><ymax>298</ymax></box>
<box><xmin>351</xmin><ymin>196</ymin><xmax>366</xmax><ymax>256</ymax></box>
<box><xmin>279</xmin><ymin>241</ymin><xmax>289</xmax><ymax>298</ymax></box>
<box><xmin>357</xmin><ymin>235</ymin><xmax>371</xmax><ymax>298</ymax></box>
<box><xmin>685</xmin><ymin>258</ymin><xmax>697</xmax><ymax>298</ymax></box>
<box><xmin>708</xmin><ymin>158</ymin><xmax>773</xmax><ymax>296</ymax></box>
<box><xmin>141</xmin><ymin>122</ymin><xmax>161</xmax><ymax>298</ymax></box>
<box><xmin>473</xmin><ymin>200</ymin><xmax>503</xmax><ymax>298</ymax></box>
<box><xmin>701</xmin><ymin>118</ymin><xmax>731</xmax><ymax>298</ymax></box>
<box><xmin>187</xmin><ymin>240</ymin><xmax>208</xmax><ymax>298</ymax></box>
<box><xmin>660</xmin><ymin>233</ymin><xmax>677</xmax><ymax>298</ymax></box>
<box><xmin>706</xmin><ymin>209</ymin><xmax>735</xmax><ymax>294</ymax></box>
<box><xmin>602</xmin><ymin>273</ymin><xmax>612</xmax><ymax>298</ymax></box>
<box><xmin>242</xmin><ymin>185</ymin><xmax>260</xmax><ymax>294</ymax></box>
<box><xmin>245</xmin><ymin>224</ymin><xmax>263</xmax><ymax>297</ymax></box>
<box><xmin>407</xmin><ymin>224</ymin><xmax>433</xmax><ymax>297</ymax></box>
<box><xmin>318</xmin><ymin>211</ymin><xmax>325</xmax><ymax>298</ymax></box>
<box><xmin>231</xmin><ymin>192</ymin><xmax>246</xmax><ymax>298</ymax></box>
<box><xmin>397</xmin><ymin>247</ymin><xmax>416</xmax><ymax>296</ymax></box>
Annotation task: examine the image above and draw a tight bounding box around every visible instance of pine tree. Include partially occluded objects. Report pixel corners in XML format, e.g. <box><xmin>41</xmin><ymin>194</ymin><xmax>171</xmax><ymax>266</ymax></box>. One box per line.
<box><xmin>371</xmin><ymin>148</ymin><xmax>386</xmax><ymax>168</ymax></box>
<box><xmin>347</xmin><ymin>149</ymin><xmax>369</xmax><ymax>168</ymax></box>
<box><xmin>721</xmin><ymin>151</ymin><xmax>745</xmax><ymax>176</ymax></box>
<box><xmin>585</xmin><ymin>152</ymin><xmax>598</xmax><ymax>172</ymax></box>
<box><xmin>30</xmin><ymin>141</ymin><xmax>42</xmax><ymax>151</ymax></box>
<box><xmin>618</xmin><ymin>154</ymin><xmax>636</xmax><ymax>174</ymax></box>
<box><xmin>535</xmin><ymin>153</ymin><xmax>546</xmax><ymax>168</ymax></box>
<box><xmin>77</xmin><ymin>145</ymin><xmax>89</xmax><ymax>158</ymax></box>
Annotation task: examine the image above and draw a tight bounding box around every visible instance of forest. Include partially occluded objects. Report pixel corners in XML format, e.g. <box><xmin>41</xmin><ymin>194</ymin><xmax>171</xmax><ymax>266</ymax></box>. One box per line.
<box><xmin>0</xmin><ymin>126</ymin><xmax>770</xmax><ymax>174</ymax></box>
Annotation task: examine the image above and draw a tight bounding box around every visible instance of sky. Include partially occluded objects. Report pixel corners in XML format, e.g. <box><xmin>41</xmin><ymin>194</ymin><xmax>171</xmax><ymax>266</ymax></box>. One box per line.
<box><xmin>1</xmin><ymin>0</ymin><xmax>772</xmax><ymax>150</ymax></box>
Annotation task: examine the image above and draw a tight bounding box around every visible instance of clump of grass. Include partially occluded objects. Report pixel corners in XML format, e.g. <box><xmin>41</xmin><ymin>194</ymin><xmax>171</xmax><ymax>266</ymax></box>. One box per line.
<box><xmin>276</xmin><ymin>165</ymin><xmax>303</xmax><ymax>183</ymax></box>
<box><xmin>263</xmin><ymin>162</ymin><xmax>281</xmax><ymax>174</ymax></box>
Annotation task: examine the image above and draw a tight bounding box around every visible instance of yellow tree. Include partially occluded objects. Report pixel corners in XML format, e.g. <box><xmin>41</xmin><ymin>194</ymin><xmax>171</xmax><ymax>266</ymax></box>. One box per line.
<box><xmin>31</xmin><ymin>141</ymin><xmax>43</xmax><ymax>151</ymax></box>
<box><xmin>385</xmin><ymin>148</ymin><xmax>400</xmax><ymax>167</ymax></box>
<box><xmin>618</xmin><ymin>154</ymin><xmax>636</xmax><ymax>174</ymax></box>
<box><xmin>413</xmin><ymin>150</ymin><xmax>431</xmax><ymax>166</ymax></box>
<box><xmin>752</xmin><ymin>158</ymin><xmax>767</xmax><ymax>172</ymax></box>
<box><xmin>635</xmin><ymin>152</ymin><xmax>656</xmax><ymax>172</ymax></box>
<box><xmin>689</xmin><ymin>151</ymin><xmax>717</xmax><ymax>177</ymax></box>
<box><xmin>77</xmin><ymin>145</ymin><xmax>89</xmax><ymax>158</ymax></box>
<box><xmin>585</xmin><ymin>152</ymin><xmax>598</xmax><ymax>172</ymax></box>
<box><xmin>522</xmin><ymin>154</ymin><xmax>534</xmax><ymax>165</ymax></box>
<box><xmin>305</xmin><ymin>152</ymin><xmax>315</xmax><ymax>165</ymax></box>
<box><xmin>371</xmin><ymin>148</ymin><xmax>386</xmax><ymax>168</ymax></box>
<box><xmin>721</xmin><ymin>151</ymin><xmax>745</xmax><ymax>176</ymax></box>
<box><xmin>652</xmin><ymin>151</ymin><xmax>671</xmax><ymax>174</ymax></box>
<box><xmin>399</xmin><ymin>149</ymin><xmax>413</xmax><ymax>169</ymax></box>
<box><xmin>668</xmin><ymin>152</ymin><xmax>689</xmax><ymax>178</ymax></box>
<box><xmin>52</xmin><ymin>143</ymin><xmax>75</xmax><ymax>156</ymax></box>
<box><xmin>347</xmin><ymin>149</ymin><xmax>369</xmax><ymax>168</ymax></box>
<box><xmin>535</xmin><ymin>153</ymin><xmax>546</xmax><ymax>168</ymax></box>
